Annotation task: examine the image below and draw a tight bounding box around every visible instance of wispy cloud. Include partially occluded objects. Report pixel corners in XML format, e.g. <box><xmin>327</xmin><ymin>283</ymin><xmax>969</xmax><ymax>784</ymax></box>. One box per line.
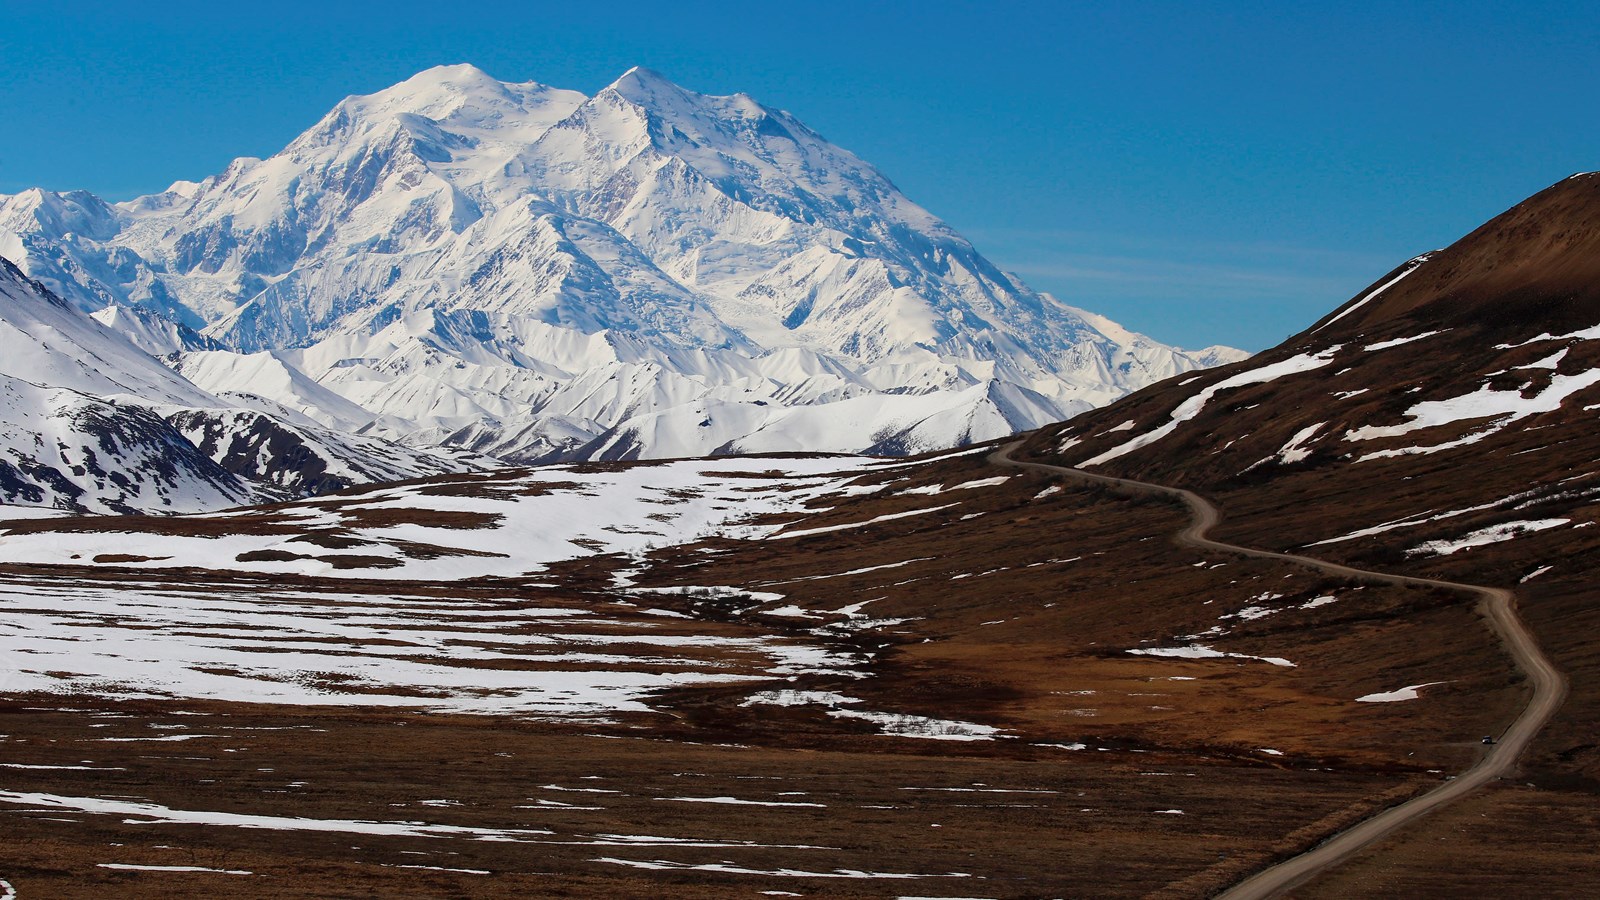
<box><xmin>967</xmin><ymin>226</ymin><xmax>1404</xmax><ymax>269</ymax></box>
<box><xmin>967</xmin><ymin>227</ymin><xmax>1404</xmax><ymax>300</ymax></box>
<box><xmin>995</xmin><ymin>254</ymin><xmax>1358</xmax><ymax>298</ymax></box>
<box><xmin>963</xmin><ymin>228</ymin><xmax>1410</xmax><ymax>350</ymax></box>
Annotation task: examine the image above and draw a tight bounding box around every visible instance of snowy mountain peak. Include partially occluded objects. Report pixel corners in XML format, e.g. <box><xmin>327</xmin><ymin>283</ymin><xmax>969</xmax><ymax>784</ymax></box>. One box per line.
<box><xmin>2</xmin><ymin>65</ymin><xmax>1243</xmax><ymax>472</ymax></box>
<box><xmin>0</xmin><ymin>188</ymin><xmax>121</xmax><ymax>243</ymax></box>
<box><xmin>597</xmin><ymin>66</ymin><xmax>770</xmax><ymax>128</ymax></box>
<box><xmin>332</xmin><ymin>62</ymin><xmax>585</xmax><ymax>134</ymax></box>
<box><xmin>606</xmin><ymin>65</ymin><xmax>680</xmax><ymax>96</ymax></box>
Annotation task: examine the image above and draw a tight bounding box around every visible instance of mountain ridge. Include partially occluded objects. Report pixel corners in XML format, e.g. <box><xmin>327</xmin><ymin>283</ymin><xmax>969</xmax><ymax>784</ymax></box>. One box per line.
<box><xmin>0</xmin><ymin>257</ymin><xmax>485</xmax><ymax>512</ymax></box>
<box><xmin>1</xmin><ymin>64</ymin><xmax>1245</xmax><ymax>468</ymax></box>
<box><xmin>1007</xmin><ymin>170</ymin><xmax>1600</xmax><ymax>881</ymax></box>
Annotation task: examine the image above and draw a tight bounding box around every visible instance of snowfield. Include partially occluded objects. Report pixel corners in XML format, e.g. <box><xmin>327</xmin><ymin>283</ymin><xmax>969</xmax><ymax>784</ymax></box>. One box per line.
<box><xmin>0</xmin><ymin>575</ymin><xmax>863</xmax><ymax>716</ymax></box>
<box><xmin>1356</xmin><ymin>682</ymin><xmax>1448</xmax><ymax>703</ymax></box>
<box><xmin>0</xmin><ymin>450</ymin><xmax>1009</xmax><ymax>725</ymax></box>
<box><xmin>0</xmin><ymin>456</ymin><xmax>889</xmax><ymax>580</ymax></box>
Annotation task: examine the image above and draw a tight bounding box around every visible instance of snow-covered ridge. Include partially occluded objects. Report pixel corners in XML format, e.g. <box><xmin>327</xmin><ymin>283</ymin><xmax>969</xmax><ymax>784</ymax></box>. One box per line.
<box><xmin>0</xmin><ymin>259</ymin><xmax>482</xmax><ymax>513</ymax></box>
<box><xmin>2</xmin><ymin>64</ymin><xmax>1244</xmax><ymax>466</ymax></box>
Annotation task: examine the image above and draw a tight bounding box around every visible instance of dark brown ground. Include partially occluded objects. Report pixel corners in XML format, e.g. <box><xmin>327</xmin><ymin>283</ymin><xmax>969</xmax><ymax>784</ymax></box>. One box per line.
<box><xmin>0</xmin><ymin>442</ymin><xmax>1536</xmax><ymax>897</ymax></box>
<box><xmin>1010</xmin><ymin>173</ymin><xmax>1600</xmax><ymax>894</ymax></box>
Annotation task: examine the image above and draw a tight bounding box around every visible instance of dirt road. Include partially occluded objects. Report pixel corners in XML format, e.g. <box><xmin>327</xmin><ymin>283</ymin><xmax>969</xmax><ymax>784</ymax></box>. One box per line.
<box><xmin>990</xmin><ymin>441</ymin><xmax>1567</xmax><ymax>899</ymax></box>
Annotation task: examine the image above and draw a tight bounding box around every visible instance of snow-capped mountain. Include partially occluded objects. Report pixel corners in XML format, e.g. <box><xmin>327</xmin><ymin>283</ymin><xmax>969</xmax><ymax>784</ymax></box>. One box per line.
<box><xmin>1</xmin><ymin>64</ymin><xmax>1243</xmax><ymax>463</ymax></box>
<box><xmin>0</xmin><ymin>258</ymin><xmax>481</xmax><ymax>512</ymax></box>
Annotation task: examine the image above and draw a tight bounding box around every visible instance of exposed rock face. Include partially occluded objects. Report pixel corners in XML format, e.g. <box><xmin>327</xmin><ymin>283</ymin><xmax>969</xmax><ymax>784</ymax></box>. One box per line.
<box><xmin>0</xmin><ymin>258</ymin><xmax>479</xmax><ymax>513</ymax></box>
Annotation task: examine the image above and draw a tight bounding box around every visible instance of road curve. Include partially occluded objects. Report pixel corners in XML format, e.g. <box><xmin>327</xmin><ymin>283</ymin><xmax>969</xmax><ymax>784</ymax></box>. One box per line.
<box><xmin>989</xmin><ymin>441</ymin><xmax>1567</xmax><ymax>899</ymax></box>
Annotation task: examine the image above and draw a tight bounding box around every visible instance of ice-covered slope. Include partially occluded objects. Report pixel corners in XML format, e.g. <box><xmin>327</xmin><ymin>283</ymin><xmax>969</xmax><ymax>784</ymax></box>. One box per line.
<box><xmin>0</xmin><ymin>259</ymin><xmax>482</xmax><ymax>512</ymax></box>
<box><xmin>89</xmin><ymin>303</ymin><xmax>223</xmax><ymax>357</ymax></box>
<box><xmin>2</xmin><ymin>64</ymin><xmax>1244</xmax><ymax>461</ymax></box>
<box><xmin>0</xmin><ymin>259</ymin><xmax>216</xmax><ymax>407</ymax></box>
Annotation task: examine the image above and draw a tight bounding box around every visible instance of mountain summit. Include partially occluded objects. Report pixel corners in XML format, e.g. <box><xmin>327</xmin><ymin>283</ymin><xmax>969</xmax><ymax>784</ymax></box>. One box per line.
<box><xmin>0</xmin><ymin>66</ymin><xmax>1244</xmax><ymax>465</ymax></box>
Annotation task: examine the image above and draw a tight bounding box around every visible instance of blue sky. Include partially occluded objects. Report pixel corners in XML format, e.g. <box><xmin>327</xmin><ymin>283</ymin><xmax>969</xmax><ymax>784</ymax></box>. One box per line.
<box><xmin>2</xmin><ymin>1</ymin><xmax>1596</xmax><ymax>351</ymax></box>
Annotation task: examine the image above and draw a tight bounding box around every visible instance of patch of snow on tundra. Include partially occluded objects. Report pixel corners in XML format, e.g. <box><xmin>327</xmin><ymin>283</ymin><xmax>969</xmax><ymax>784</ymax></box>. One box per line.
<box><xmin>774</xmin><ymin>504</ymin><xmax>957</xmax><ymax>539</ymax></box>
<box><xmin>899</xmin><ymin>476</ymin><xmax>1010</xmax><ymax>496</ymax></box>
<box><xmin>1275</xmin><ymin>423</ymin><xmax>1324</xmax><ymax>464</ymax></box>
<box><xmin>1356</xmin><ymin>681</ymin><xmax>1447</xmax><ymax>703</ymax></box>
<box><xmin>827</xmin><ymin>709</ymin><xmax>1002</xmax><ymax>741</ymax></box>
<box><xmin>1314</xmin><ymin>255</ymin><xmax>1430</xmax><ymax>333</ymax></box>
<box><xmin>1521</xmin><ymin>348</ymin><xmax>1568</xmax><ymax>370</ymax></box>
<box><xmin>0</xmin><ymin>579</ymin><xmax>858</xmax><ymax>716</ymax></box>
<box><xmin>0</xmin><ymin>789</ymin><xmax>558</xmax><ymax>841</ymax></box>
<box><xmin>1347</xmin><ymin>369</ymin><xmax>1600</xmax><ymax>456</ymax></box>
<box><xmin>661</xmin><ymin>796</ymin><xmax>826</xmax><ymax>808</ymax></box>
<box><xmin>98</xmin><ymin>864</ymin><xmax>254</xmax><ymax>875</ymax></box>
<box><xmin>741</xmin><ymin>690</ymin><xmax>998</xmax><ymax>740</ymax></box>
<box><xmin>595</xmin><ymin>858</ymin><xmax>972</xmax><ymax>879</ymax></box>
<box><xmin>1083</xmin><ymin>347</ymin><xmax>1342</xmax><ymax>466</ymax></box>
<box><xmin>1407</xmin><ymin>519</ymin><xmax>1569</xmax><ymax>557</ymax></box>
<box><xmin>742</xmin><ymin>690</ymin><xmax>862</xmax><ymax>708</ymax></box>
<box><xmin>0</xmin><ymin>456</ymin><xmax>879</xmax><ymax>579</ymax></box>
<box><xmin>1363</xmin><ymin>330</ymin><xmax>1446</xmax><ymax>352</ymax></box>
<box><xmin>1306</xmin><ymin>488</ymin><xmax>1550</xmax><ymax>546</ymax></box>
<box><xmin>1127</xmin><ymin>644</ymin><xmax>1295</xmax><ymax>667</ymax></box>
<box><xmin>1499</xmin><ymin>322</ymin><xmax>1600</xmax><ymax>349</ymax></box>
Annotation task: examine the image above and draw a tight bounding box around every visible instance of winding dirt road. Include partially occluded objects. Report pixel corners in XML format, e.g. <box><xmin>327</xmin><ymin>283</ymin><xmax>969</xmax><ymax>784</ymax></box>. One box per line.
<box><xmin>990</xmin><ymin>441</ymin><xmax>1567</xmax><ymax>899</ymax></box>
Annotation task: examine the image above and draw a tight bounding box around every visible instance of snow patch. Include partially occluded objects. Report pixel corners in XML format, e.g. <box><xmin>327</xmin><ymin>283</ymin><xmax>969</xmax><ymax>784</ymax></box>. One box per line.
<box><xmin>1127</xmin><ymin>644</ymin><xmax>1295</xmax><ymax>667</ymax></box>
<box><xmin>97</xmin><ymin>864</ymin><xmax>253</xmax><ymax>875</ymax></box>
<box><xmin>1275</xmin><ymin>423</ymin><xmax>1324</xmax><ymax>464</ymax></box>
<box><xmin>1407</xmin><ymin>519</ymin><xmax>1569</xmax><ymax>557</ymax></box>
<box><xmin>661</xmin><ymin>796</ymin><xmax>826</xmax><ymax>808</ymax></box>
<box><xmin>1347</xmin><ymin>369</ymin><xmax>1600</xmax><ymax>458</ymax></box>
<box><xmin>594</xmin><ymin>858</ymin><xmax>972</xmax><ymax>879</ymax></box>
<box><xmin>1363</xmin><ymin>330</ymin><xmax>1446</xmax><ymax>352</ymax></box>
<box><xmin>1356</xmin><ymin>681</ymin><xmax>1447</xmax><ymax>703</ymax></box>
<box><xmin>1314</xmin><ymin>255</ymin><xmax>1430</xmax><ymax>333</ymax></box>
<box><xmin>1083</xmin><ymin>347</ymin><xmax>1343</xmax><ymax>466</ymax></box>
<box><xmin>775</xmin><ymin>504</ymin><xmax>957</xmax><ymax>539</ymax></box>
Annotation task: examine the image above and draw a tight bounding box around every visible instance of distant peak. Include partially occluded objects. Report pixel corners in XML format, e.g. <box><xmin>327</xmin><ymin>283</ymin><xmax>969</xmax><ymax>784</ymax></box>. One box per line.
<box><xmin>319</xmin><ymin>63</ymin><xmax>585</xmax><ymax>134</ymax></box>
<box><xmin>388</xmin><ymin>62</ymin><xmax>506</xmax><ymax>96</ymax></box>
<box><xmin>603</xmin><ymin>66</ymin><xmax>692</xmax><ymax>102</ymax></box>
<box><xmin>165</xmin><ymin>179</ymin><xmax>203</xmax><ymax>199</ymax></box>
<box><xmin>615</xmin><ymin>65</ymin><xmax>671</xmax><ymax>85</ymax></box>
<box><xmin>429</xmin><ymin>62</ymin><xmax>492</xmax><ymax>76</ymax></box>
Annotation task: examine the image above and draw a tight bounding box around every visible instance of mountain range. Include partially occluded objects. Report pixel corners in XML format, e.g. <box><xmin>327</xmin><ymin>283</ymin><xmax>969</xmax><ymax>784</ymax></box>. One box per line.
<box><xmin>5</xmin><ymin>170</ymin><xmax>1599</xmax><ymax>895</ymax></box>
<box><xmin>0</xmin><ymin>64</ymin><xmax>1241</xmax><ymax>512</ymax></box>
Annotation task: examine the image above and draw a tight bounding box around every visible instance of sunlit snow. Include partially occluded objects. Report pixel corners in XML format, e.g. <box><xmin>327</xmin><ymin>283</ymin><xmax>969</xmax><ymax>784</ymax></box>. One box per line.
<box><xmin>1083</xmin><ymin>348</ymin><xmax>1342</xmax><ymax>466</ymax></box>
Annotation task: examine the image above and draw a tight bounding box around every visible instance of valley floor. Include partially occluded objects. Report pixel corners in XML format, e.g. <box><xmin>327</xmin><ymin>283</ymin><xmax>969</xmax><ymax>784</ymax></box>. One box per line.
<box><xmin>0</xmin><ymin>443</ymin><xmax>1574</xmax><ymax>896</ymax></box>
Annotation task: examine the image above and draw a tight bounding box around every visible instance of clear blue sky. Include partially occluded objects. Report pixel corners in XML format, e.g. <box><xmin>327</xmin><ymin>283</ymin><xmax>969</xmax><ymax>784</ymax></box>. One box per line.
<box><xmin>2</xmin><ymin>1</ymin><xmax>1596</xmax><ymax>351</ymax></box>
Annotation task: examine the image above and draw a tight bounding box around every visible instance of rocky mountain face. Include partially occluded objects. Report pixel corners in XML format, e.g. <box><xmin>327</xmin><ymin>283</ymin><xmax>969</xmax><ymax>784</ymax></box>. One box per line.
<box><xmin>0</xmin><ymin>258</ymin><xmax>479</xmax><ymax>513</ymax></box>
<box><xmin>0</xmin><ymin>64</ymin><xmax>1242</xmax><ymax>465</ymax></box>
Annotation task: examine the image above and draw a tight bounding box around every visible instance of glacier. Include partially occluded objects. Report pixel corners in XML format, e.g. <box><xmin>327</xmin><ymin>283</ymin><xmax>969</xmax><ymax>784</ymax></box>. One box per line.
<box><xmin>0</xmin><ymin>63</ymin><xmax>1244</xmax><ymax>483</ymax></box>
